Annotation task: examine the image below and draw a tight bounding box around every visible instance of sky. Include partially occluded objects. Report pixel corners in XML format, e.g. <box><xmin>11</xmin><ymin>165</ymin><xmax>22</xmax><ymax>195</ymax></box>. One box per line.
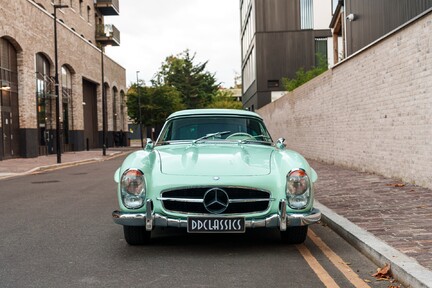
<box><xmin>105</xmin><ymin>0</ymin><xmax>241</xmax><ymax>88</ymax></box>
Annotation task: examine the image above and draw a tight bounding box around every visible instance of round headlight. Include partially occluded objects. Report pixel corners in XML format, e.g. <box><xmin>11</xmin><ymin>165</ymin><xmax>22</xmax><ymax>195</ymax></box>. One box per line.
<box><xmin>121</xmin><ymin>169</ymin><xmax>145</xmax><ymax>209</ymax></box>
<box><xmin>286</xmin><ymin>169</ymin><xmax>310</xmax><ymax>209</ymax></box>
<box><xmin>287</xmin><ymin>169</ymin><xmax>309</xmax><ymax>195</ymax></box>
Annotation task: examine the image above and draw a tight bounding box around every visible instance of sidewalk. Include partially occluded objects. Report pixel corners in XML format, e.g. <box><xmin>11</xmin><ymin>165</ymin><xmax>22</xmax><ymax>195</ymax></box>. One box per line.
<box><xmin>0</xmin><ymin>150</ymin><xmax>431</xmax><ymax>286</ymax></box>
<box><xmin>309</xmin><ymin>159</ymin><xmax>432</xmax><ymax>288</ymax></box>
<box><xmin>0</xmin><ymin>146</ymin><xmax>137</xmax><ymax>179</ymax></box>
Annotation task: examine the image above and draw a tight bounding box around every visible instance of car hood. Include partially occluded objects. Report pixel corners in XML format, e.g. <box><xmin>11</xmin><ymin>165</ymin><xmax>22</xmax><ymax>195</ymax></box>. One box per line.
<box><xmin>157</xmin><ymin>144</ymin><xmax>273</xmax><ymax>176</ymax></box>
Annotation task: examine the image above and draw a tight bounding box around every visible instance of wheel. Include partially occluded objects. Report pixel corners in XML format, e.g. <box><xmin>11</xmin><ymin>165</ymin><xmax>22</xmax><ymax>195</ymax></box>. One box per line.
<box><xmin>226</xmin><ymin>132</ymin><xmax>254</xmax><ymax>140</ymax></box>
<box><xmin>281</xmin><ymin>226</ymin><xmax>308</xmax><ymax>244</ymax></box>
<box><xmin>123</xmin><ymin>225</ymin><xmax>151</xmax><ymax>245</ymax></box>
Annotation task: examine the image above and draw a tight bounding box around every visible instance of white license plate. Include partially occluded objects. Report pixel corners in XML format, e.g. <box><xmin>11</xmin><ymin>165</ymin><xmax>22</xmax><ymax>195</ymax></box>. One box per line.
<box><xmin>187</xmin><ymin>217</ymin><xmax>245</xmax><ymax>233</ymax></box>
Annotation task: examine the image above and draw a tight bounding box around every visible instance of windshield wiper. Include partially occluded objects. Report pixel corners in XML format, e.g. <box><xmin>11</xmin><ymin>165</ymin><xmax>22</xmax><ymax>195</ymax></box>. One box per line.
<box><xmin>192</xmin><ymin>131</ymin><xmax>231</xmax><ymax>144</ymax></box>
<box><xmin>239</xmin><ymin>135</ymin><xmax>273</xmax><ymax>145</ymax></box>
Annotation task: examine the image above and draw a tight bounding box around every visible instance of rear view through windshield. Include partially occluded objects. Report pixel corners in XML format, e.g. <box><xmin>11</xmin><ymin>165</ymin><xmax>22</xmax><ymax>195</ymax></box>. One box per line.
<box><xmin>158</xmin><ymin>116</ymin><xmax>273</xmax><ymax>142</ymax></box>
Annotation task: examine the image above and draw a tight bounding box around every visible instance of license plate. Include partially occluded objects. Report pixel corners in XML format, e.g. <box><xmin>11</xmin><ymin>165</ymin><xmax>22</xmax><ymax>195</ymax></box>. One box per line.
<box><xmin>187</xmin><ymin>217</ymin><xmax>245</xmax><ymax>233</ymax></box>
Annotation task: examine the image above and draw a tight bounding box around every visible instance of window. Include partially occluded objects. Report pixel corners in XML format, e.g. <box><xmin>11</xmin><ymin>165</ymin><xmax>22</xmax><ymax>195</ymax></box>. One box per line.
<box><xmin>36</xmin><ymin>53</ymin><xmax>53</xmax><ymax>147</ymax></box>
<box><xmin>79</xmin><ymin>0</ymin><xmax>83</xmax><ymax>16</ymax></box>
<box><xmin>61</xmin><ymin>66</ymin><xmax>72</xmax><ymax>144</ymax></box>
<box><xmin>315</xmin><ymin>38</ymin><xmax>328</xmax><ymax>65</ymax></box>
<box><xmin>0</xmin><ymin>37</ymin><xmax>20</xmax><ymax>157</ymax></box>
<box><xmin>300</xmin><ymin>0</ymin><xmax>313</xmax><ymax>29</ymax></box>
<box><xmin>159</xmin><ymin>116</ymin><xmax>272</xmax><ymax>143</ymax></box>
<box><xmin>332</xmin><ymin>0</ymin><xmax>339</xmax><ymax>14</ymax></box>
<box><xmin>120</xmin><ymin>90</ymin><xmax>125</xmax><ymax>132</ymax></box>
<box><xmin>242</xmin><ymin>48</ymin><xmax>255</xmax><ymax>93</ymax></box>
<box><xmin>87</xmin><ymin>6</ymin><xmax>91</xmax><ymax>22</ymax></box>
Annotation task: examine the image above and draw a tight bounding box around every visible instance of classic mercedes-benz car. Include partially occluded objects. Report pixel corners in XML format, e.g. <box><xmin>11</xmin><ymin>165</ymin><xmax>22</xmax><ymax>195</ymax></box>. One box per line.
<box><xmin>112</xmin><ymin>109</ymin><xmax>321</xmax><ymax>245</ymax></box>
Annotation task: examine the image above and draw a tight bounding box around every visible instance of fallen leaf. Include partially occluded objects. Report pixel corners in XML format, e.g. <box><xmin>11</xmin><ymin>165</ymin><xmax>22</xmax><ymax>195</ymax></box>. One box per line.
<box><xmin>372</xmin><ymin>263</ymin><xmax>392</xmax><ymax>280</ymax></box>
<box><xmin>386</xmin><ymin>183</ymin><xmax>405</xmax><ymax>187</ymax></box>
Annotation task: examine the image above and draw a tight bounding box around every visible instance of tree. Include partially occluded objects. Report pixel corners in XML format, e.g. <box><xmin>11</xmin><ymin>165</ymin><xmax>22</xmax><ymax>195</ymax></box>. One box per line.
<box><xmin>207</xmin><ymin>89</ymin><xmax>243</xmax><ymax>109</ymax></box>
<box><xmin>127</xmin><ymin>84</ymin><xmax>184</xmax><ymax>128</ymax></box>
<box><xmin>153</xmin><ymin>50</ymin><xmax>220</xmax><ymax>109</ymax></box>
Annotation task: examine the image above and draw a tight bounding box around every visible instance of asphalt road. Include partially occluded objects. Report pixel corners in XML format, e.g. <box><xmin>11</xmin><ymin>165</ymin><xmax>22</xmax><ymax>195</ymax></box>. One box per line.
<box><xmin>0</xmin><ymin>156</ymin><xmax>400</xmax><ymax>288</ymax></box>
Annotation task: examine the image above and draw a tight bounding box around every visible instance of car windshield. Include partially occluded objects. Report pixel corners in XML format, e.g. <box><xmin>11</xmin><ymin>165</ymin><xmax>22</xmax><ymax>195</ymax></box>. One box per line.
<box><xmin>157</xmin><ymin>116</ymin><xmax>273</xmax><ymax>144</ymax></box>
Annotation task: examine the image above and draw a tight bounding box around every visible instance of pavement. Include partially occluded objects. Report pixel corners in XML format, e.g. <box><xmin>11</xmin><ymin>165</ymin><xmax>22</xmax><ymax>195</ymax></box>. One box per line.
<box><xmin>0</xmin><ymin>148</ymin><xmax>431</xmax><ymax>287</ymax></box>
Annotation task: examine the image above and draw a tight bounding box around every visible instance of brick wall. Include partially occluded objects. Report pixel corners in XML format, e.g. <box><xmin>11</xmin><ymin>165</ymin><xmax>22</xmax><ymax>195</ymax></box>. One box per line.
<box><xmin>1</xmin><ymin>0</ymin><xmax>126</xmax><ymax>131</ymax></box>
<box><xmin>258</xmin><ymin>11</ymin><xmax>432</xmax><ymax>189</ymax></box>
<box><xmin>34</xmin><ymin>0</ymin><xmax>99</xmax><ymax>43</ymax></box>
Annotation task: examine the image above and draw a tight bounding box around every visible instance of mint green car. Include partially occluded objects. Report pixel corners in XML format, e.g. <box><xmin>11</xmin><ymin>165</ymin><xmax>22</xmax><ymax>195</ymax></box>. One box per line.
<box><xmin>113</xmin><ymin>109</ymin><xmax>321</xmax><ymax>245</ymax></box>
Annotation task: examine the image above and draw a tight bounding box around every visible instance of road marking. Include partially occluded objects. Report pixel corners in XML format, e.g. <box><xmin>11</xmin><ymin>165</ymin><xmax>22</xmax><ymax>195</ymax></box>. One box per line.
<box><xmin>308</xmin><ymin>229</ymin><xmax>371</xmax><ymax>288</ymax></box>
<box><xmin>296</xmin><ymin>244</ymin><xmax>340</xmax><ymax>288</ymax></box>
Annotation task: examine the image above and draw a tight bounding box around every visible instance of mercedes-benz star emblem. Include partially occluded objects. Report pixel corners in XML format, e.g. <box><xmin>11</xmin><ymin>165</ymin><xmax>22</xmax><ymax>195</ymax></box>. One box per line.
<box><xmin>203</xmin><ymin>188</ymin><xmax>229</xmax><ymax>214</ymax></box>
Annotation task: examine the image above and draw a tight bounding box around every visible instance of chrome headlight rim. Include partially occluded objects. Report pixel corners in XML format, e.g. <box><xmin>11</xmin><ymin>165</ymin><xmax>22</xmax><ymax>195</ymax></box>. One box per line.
<box><xmin>120</xmin><ymin>168</ymin><xmax>146</xmax><ymax>209</ymax></box>
<box><xmin>286</xmin><ymin>168</ymin><xmax>311</xmax><ymax>210</ymax></box>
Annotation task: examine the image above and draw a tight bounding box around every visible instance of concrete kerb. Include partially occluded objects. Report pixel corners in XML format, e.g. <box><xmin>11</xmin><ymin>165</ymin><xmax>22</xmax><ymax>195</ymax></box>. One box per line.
<box><xmin>28</xmin><ymin>158</ymin><xmax>102</xmax><ymax>174</ymax></box>
<box><xmin>315</xmin><ymin>201</ymin><xmax>432</xmax><ymax>288</ymax></box>
<box><xmin>0</xmin><ymin>150</ymin><xmax>128</xmax><ymax>180</ymax></box>
<box><xmin>29</xmin><ymin>151</ymin><xmax>126</xmax><ymax>174</ymax></box>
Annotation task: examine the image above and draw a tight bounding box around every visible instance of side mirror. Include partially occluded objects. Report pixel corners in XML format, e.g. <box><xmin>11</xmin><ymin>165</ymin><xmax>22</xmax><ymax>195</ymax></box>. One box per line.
<box><xmin>145</xmin><ymin>138</ymin><xmax>154</xmax><ymax>151</ymax></box>
<box><xmin>276</xmin><ymin>138</ymin><xmax>286</xmax><ymax>149</ymax></box>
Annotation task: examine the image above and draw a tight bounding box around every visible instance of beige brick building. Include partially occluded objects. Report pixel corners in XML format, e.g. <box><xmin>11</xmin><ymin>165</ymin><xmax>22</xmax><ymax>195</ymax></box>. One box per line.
<box><xmin>0</xmin><ymin>0</ymin><xmax>127</xmax><ymax>160</ymax></box>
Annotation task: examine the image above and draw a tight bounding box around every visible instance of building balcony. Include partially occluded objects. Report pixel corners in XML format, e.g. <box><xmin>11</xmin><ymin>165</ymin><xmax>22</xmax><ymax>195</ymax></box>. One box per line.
<box><xmin>95</xmin><ymin>0</ymin><xmax>119</xmax><ymax>16</ymax></box>
<box><xmin>96</xmin><ymin>24</ymin><xmax>120</xmax><ymax>46</ymax></box>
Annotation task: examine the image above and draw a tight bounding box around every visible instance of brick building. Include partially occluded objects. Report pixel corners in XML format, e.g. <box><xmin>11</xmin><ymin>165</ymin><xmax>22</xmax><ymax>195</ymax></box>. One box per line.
<box><xmin>258</xmin><ymin>9</ymin><xmax>432</xmax><ymax>190</ymax></box>
<box><xmin>0</xmin><ymin>0</ymin><xmax>127</xmax><ymax>160</ymax></box>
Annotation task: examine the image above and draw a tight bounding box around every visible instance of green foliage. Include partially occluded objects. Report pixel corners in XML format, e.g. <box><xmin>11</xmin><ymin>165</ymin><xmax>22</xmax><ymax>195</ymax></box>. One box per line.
<box><xmin>127</xmin><ymin>84</ymin><xmax>185</xmax><ymax>127</ymax></box>
<box><xmin>282</xmin><ymin>53</ymin><xmax>328</xmax><ymax>92</ymax></box>
<box><xmin>153</xmin><ymin>50</ymin><xmax>220</xmax><ymax>109</ymax></box>
<box><xmin>206</xmin><ymin>89</ymin><xmax>243</xmax><ymax>109</ymax></box>
<box><xmin>127</xmin><ymin>50</ymin><xmax>238</xmax><ymax>129</ymax></box>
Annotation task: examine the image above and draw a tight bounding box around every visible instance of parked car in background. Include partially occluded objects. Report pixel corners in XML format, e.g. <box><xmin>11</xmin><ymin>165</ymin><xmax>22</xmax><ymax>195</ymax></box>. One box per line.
<box><xmin>112</xmin><ymin>109</ymin><xmax>321</xmax><ymax>245</ymax></box>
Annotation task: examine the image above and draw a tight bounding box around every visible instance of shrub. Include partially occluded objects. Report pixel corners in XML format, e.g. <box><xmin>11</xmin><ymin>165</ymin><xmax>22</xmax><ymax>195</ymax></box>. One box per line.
<box><xmin>282</xmin><ymin>54</ymin><xmax>328</xmax><ymax>92</ymax></box>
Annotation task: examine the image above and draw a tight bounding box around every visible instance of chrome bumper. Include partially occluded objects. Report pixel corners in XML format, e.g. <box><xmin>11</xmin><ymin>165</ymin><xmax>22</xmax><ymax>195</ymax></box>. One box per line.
<box><xmin>112</xmin><ymin>199</ymin><xmax>321</xmax><ymax>231</ymax></box>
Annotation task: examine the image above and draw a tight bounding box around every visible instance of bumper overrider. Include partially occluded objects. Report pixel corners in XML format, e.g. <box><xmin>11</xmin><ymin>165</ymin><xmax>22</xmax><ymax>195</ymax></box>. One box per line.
<box><xmin>112</xmin><ymin>199</ymin><xmax>321</xmax><ymax>231</ymax></box>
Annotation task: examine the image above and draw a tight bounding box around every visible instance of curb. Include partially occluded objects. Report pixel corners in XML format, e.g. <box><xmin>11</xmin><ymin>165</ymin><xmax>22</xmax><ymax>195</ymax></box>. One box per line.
<box><xmin>315</xmin><ymin>201</ymin><xmax>432</xmax><ymax>288</ymax></box>
<box><xmin>0</xmin><ymin>150</ymin><xmax>129</xmax><ymax>180</ymax></box>
<box><xmin>28</xmin><ymin>158</ymin><xmax>102</xmax><ymax>174</ymax></box>
<box><xmin>29</xmin><ymin>151</ymin><xmax>126</xmax><ymax>174</ymax></box>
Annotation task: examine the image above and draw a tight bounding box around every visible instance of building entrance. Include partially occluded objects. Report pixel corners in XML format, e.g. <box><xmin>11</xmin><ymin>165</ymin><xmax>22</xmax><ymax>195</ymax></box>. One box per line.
<box><xmin>83</xmin><ymin>79</ymin><xmax>98</xmax><ymax>150</ymax></box>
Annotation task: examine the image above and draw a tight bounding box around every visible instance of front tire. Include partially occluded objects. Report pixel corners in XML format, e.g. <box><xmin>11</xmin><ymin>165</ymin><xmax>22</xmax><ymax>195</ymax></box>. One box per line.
<box><xmin>281</xmin><ymin>226</ymin><xmax>308</xmax><ymax>244</ymax></box>
<box><xmin>123</xmin><ymin>226</ymin><xmax>151</xmax><ymax>245</ymax></box>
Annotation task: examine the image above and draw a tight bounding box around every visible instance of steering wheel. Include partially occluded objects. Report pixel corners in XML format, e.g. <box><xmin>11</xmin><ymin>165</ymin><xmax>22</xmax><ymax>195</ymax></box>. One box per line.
<box><xmin>226</xmin><ymin>132</ymin><xmax>255</xmax><ymax>140</ymax></box>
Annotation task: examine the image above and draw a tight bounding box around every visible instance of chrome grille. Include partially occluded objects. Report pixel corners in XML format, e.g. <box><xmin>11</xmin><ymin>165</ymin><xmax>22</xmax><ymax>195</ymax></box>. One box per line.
<box><xmin>159</xmin><ymin>187</ymin><xmax>271</xmax><ymax>214</ymax></box>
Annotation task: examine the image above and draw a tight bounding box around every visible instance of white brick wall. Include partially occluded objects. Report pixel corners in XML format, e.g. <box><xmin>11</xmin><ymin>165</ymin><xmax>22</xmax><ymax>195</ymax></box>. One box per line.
<box><xmin>258</xmin><ymin>12</ymin><xmax>432</xmax><ymax>189</ymax></box>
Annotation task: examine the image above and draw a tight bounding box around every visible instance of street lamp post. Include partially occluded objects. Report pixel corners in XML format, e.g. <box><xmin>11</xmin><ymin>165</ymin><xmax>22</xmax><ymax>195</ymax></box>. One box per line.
<box><xmin>53</xmin><ymin>3</ymin><xmax>68</xmax><ymax>164</ymax></box>
<box><xmin>136</xmin><ymin>71</ymin><xmax>144</xmax><ymax>148</ymax></box>
<box><xmin>101</xmin><ymin>46</ymin><xmax>107</xmax><ymax>156</ymax></box>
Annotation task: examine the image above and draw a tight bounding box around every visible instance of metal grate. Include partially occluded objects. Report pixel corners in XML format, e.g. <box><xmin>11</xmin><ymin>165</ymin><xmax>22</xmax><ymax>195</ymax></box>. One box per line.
<box><xmin>160</xmin><ymin>187</ymin><xmax>271</xmax><ymax>215</ymax></box>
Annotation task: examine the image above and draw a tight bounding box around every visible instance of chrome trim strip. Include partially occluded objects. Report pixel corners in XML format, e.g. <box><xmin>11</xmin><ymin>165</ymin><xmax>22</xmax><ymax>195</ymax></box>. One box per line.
<box><xmin>157</xmin><ymin>197</ymin><xmax>272</xmax><ymax>203</ymax></box>
<box><xmin>229</xmin><ymin>198</ymin><xmax>271</xmax><ymax>203</ymax></box>
<box><xmin>161</xmin><ymin>186</ymin><xmax>271</xmax><ymax>194</ymax></box>
<box><xmin>112</xmin><ymin>208</ymin><xmax>321</xmax><ymax>229</ymax></box>
<box><xmin>157</xmin><ymin>197</ymin><xmax>204</xmax><ymax>203</ymax></box>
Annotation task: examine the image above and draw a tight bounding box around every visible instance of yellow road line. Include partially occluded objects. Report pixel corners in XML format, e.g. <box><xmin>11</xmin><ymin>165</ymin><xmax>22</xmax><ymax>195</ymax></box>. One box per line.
<box><xmin>296</xmin><ymin>244</ymin><xmax>340</xmax><ymax>288</ymax></box>
<box><xmin>308</xmin><ymin>229</ymin><xmax>371</xmax><ymax>288</ymax></box>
